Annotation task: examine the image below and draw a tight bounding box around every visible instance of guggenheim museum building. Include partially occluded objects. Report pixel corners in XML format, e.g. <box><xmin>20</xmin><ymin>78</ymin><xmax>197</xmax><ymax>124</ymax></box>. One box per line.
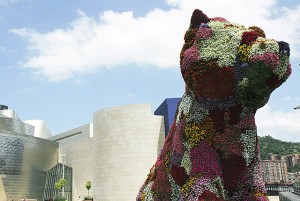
<box><xmin>0</xmin><ymin>98</ymin><xmax>180</xmax><ymax>201</ymax></box>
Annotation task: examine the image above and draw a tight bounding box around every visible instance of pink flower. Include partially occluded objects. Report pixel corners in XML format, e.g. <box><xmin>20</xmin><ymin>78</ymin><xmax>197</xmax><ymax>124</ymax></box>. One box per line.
<box><xmin>190</xmin><ymin>141</ymin><xmax>222</xmax><ymax>178</ymax></box>
<box><xmin>211</xmin><ymin>17</ymin><xmax>227</xmax><ymax>22</ymax></box>
<box><xmin>182</xmin><ymin>43</ymin><xmax>200</xmax><ymax>70</ymax></box>
<box><xmin>195</xmin><ymin>28</ymin><xmax>212</xmax><ymax>41</ymax></box>
<box><xmin>250</xmin><ymin>53</ymin><xmax>279</xmax><ymax>70</ymax></box>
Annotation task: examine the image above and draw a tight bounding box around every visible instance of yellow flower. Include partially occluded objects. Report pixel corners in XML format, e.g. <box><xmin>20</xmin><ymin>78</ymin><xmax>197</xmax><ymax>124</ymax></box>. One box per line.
<box><xmin>253</xmin><ymin>189</ymin><xmax>266</xmax><ymax>197</ymax></box>
<box><xmin>182</xmin><ymin>177</ymin><xmax>197</xmax><ymax>195</ymax></box>
<box><xmin>184</xmin><ymin>124</ymin><xmax>206</xmax><ymax>147</ymax></box>
<box><xmin>184</xmin><ymin>117</ymin><xmax>215</xmax><ymax>147</ymax></box>
<box><xmin>164</xmin><ymin>151</ymin><xmax>171</xmax><ymax>173</ymax></box>
<box><xmin>141</xmin><ymin>193</ymin><xmax>146</xmax><ymax>201</ymax></box>
<box><xmin>238</xmin><ymin>44</ymin><xmax>251</xmax><ymax>62</ymax></box>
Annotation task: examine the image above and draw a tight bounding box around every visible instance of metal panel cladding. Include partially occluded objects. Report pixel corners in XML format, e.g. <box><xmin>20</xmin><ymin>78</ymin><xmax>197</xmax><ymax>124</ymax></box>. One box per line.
<box><xmin>0</xmin><ymin>131</ymin><xmax>59</xmax><ymax>201</ymax></box>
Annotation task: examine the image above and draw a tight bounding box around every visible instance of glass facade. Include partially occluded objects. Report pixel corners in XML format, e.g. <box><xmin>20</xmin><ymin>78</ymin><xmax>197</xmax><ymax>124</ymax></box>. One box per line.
<box><xmin>44</xmin><ymin>163</ymin><xmax>72</xmax><ymax>201</ymax></box>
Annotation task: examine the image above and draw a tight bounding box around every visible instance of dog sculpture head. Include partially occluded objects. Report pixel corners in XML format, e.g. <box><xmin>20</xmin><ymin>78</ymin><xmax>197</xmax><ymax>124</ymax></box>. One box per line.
<box><xmin>180</xmin><ymin>9</ymin><xmax>291</xmax><ymax>109</ymax></box>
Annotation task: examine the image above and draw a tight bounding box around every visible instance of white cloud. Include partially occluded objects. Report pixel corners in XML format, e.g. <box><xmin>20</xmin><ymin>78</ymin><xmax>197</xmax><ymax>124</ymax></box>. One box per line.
<box><xmin>17</xmin><ymin>86</ymin><xmax>36</xmax><ymax>93</ymax></box>
<box><xmin>284</xmin><ymin>96</ymin><xmax>300</xmax><ymax>102</ymax></box>
<box><xmin>11</xmin><ymin>0</ymin><xmax>300</xmax><ymax>81</ymax></box>
<box><xmin>0</xmin><ymin>45</ymin><xmax>16</xmax><ymax>53</ymax></box>
<box><xmin>0</xmin><ymin>0</ymin><xmax>17</xmax><ymax>5</ymax></box>
<box><xmin>11</xmin><ymin>10</ymin><xmax>187</xmax><ymax>81</ymax></box>
<box><xmin>127</xmin><ymin>93</ymin><xmax>137</xmax><ymax>98</ymax></box>
<box><xmin>256</xmin><ymin>105</ymin><xmax>300</xmax><ymax>142</ymax></box>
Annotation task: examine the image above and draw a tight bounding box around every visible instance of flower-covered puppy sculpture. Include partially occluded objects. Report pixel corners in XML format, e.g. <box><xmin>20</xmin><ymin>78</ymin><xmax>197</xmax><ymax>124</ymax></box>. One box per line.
<box><xmin>137</xmin><ymin>9</ymin><xmax>291</xmax><ymax>201</ymax></box>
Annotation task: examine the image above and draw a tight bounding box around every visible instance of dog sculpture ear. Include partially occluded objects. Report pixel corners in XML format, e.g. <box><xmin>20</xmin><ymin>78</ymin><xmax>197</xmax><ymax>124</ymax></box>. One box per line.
<box><xmin>190</xmin><ymin>9</ymin><xmax>210</xmax><ymax>28</ymax></box>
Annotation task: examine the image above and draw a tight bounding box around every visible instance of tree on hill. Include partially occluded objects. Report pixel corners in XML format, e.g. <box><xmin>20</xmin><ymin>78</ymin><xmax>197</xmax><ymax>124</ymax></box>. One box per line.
<box><xmin>258</xmin><ymin>135</ymin><xmax>300</xmax><ymax>160</ymax></box>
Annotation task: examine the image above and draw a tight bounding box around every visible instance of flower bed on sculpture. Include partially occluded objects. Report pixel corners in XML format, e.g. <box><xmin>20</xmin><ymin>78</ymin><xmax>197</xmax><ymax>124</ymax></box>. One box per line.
<box><xmin>137</xmin><ymin>9</ymin><xmax>291</xmax><ymax>201</ymax></box>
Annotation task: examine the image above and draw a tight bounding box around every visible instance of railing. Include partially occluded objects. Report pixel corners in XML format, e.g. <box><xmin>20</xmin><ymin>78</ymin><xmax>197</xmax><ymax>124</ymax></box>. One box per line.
<box><xmin>266</xmin><ymin>184</ymin><xmax>300</xmax><ymax>196</ymax></box>
<box><xmin>266</xmin><ymin>185</ymin><xmax>293</xmax><ymax>192</ymax></box>
<box><xmin>294</xmin><ymin>187</ymin><xmax>300</xmax><ymax>195</ymax></box>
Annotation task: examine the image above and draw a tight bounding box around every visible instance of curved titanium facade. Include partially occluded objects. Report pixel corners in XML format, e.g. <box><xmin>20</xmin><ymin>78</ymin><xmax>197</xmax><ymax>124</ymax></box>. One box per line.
<box><xmin>0</xmin><ymin>109</ymin><xmax>34</xmax><ymax>135</ymax></box>
<box><xmin>24</xmin><ymin>120</ymin><xmax>52</xmax><ymax>139</ymax></box>
<box><xmin>93</xmin><ymin>104</ymin><xmax>165</xmax><ymax>200</ymax></box>
<box><xmin>0</xmin><ymin>131</ymin><xmax>59</xmax><ymax>201</ymax></box>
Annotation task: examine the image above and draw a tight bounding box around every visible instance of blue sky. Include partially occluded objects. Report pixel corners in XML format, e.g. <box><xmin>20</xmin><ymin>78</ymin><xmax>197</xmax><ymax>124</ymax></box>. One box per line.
<box><xmin>1</xmin><ymin>0</ymin><xmax>300</xmax><ymax>142</ymax></box>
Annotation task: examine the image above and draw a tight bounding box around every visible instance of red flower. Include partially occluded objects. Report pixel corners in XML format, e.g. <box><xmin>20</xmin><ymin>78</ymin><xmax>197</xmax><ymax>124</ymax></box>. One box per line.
<box><xmin>195</xmin><ymin>28</ymin><xmax>212</xmax><ymax>41</ymax></box>
<box><xmin>241</xmin><ymin>31</ymin><xmax>259</xmax><ymax>45</ymax></box>
<box><xmin>172</xmin><ymin>118</ymin><xmax>185</xmax><ymax>154</ymax></box>
<box><xmin>198</xmin><ymin>190</ymin><xmax>224</xmax><ymax>201</ymax></box>
<box><xmin>194</xmin><ymin>66</ymin><xmax>235</xmax><ymax>99</ymax></box>
<box><xmin>283</xmin><ymin>64</ymin><xmax>292</xmax><ymax>80</ymax></box>
<box><xmin>211</xmin><ymin>17</ymin><xmax>227</xmax><ymax>22</ymax></box>
<box><xmin>190</xmin><ymin>141</ymin><xmax>222</xmax><ymax>178</ymax></box>
<box><xmin>266</xmin><ymin>74</ymin><xmax>281</xmax><ymax>89</ymax></box>
<box><xmin>250</xmin><ymin>53</ymin><xmax>279</xmax><ymax>70</ymax></box>
<box><xmin>151</xmin><ymin>159</ymin><xmax>172</xmax><ymax>199</ymax></box>
<box><xmin>190</xmin><ymin>9</ymin><xmax>210</xmax><ymax>28</ymax></box>
<box><xmin>249</xmin><ymin>26</ymin><xmax>266</xmax><ymax>38</ymax></box>
<box><xmin>221</xmin><ymin>155</ymin><xmax>247</xmax><ymax>194</ymax></box>
<box><xmin>171</xmin><ymin>165</ymin><xmax>188</xmax><ymax>186</ymax></box>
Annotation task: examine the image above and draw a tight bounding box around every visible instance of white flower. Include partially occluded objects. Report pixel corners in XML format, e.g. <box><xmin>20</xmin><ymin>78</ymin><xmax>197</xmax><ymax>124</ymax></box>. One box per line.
<box><xmin>241</xmin><ymin>129</ymin><xmax>257</xmax><ymax>165</ymax></box>
<box><xmin>250</xmin><ymin>37</ymin><xmax>279</xmax><ymax>57</ymax></box>
<box><xmin>198</xmin><ymin>21</ymin><xmax>245</xmax><ymax>67</ymax></box>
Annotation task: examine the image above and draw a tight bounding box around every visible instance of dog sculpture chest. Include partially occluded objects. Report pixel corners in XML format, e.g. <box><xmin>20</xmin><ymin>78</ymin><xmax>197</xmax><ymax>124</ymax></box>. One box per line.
<box><xmin>137</xmin><ymin>9</ymin><xmax>291</xmax><ymax>201</ymax></box>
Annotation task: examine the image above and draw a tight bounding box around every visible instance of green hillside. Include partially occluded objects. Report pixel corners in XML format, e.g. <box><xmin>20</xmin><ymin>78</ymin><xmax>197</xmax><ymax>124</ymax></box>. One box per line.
<box><xmin>258</xmin><ymin>135</ymin><xmax>300</xmax><ymax>160</ymax></box>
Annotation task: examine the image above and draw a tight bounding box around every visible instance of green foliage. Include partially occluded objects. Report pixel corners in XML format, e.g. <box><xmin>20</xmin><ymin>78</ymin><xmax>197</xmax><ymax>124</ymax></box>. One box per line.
<box><xmin>54</xmin><ymin>198</ymin><xmax>66</xmax><ymax>201</ymax></box>
<box><xmin>85</xmin><ymin>181</ymin><xmax>92</xmax><ymax>190</ymax></box>
<box><xmin>258</xmin><ymin>135</ymin><xmax>300</xmax><ymax>160</ymax></box>
<box><xmin>288</xmin><ymin>164</ymin><xmax>299</xmax><ymax>173</ymax></box>
<box><xmin>237</xmin><ymin>62</ymin><xmax>272</xmax><ymax>108</ymax></box>
<box><xmin>55</xmin><ymin>178</ymin><xmax>67</xmax><ymax>191</ymax></box>
<box><xmin>85</xmin><ymin>180</ymin><xmax>92</xmax><ymax>198</ymax></box>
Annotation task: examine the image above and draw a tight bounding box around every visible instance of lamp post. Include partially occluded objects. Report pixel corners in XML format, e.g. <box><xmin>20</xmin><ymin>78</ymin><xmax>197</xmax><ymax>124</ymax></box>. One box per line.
<box><xmin>59</xmin><ymin>154</ymin><xmax>66</xmax><ymax>197</ymax></box>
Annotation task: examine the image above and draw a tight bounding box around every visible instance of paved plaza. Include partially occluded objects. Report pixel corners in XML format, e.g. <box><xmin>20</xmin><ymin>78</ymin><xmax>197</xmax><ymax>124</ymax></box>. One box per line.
<box><xmin>268</xmin><ymin>196</ymin><xmax>279</xmax><ymax>201</ymax></box>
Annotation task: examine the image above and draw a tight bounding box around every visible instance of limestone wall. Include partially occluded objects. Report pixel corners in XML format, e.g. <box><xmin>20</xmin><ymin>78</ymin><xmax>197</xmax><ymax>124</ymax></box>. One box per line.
<box><xmin>93</xmin><ymin>104</ymin><xmax>165</xmax><ymax>201</ymax></box>
<box><xmin>50</xmin><ymin>124</ymin><xmax>93</xmax><ymax>200</ymax></box>
<box><xmin>53</xmin><ymin>104</ymin><xmax>165</xmax><ymax>201</ymax></box>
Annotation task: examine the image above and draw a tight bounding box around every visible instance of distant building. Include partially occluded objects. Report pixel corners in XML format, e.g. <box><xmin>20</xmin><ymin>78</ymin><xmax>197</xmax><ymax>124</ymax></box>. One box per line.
<box><xmin>288</xmin><ymin>172</ymin><xmax>300</xmax><ymax>184</ymax></box>
<box><xmin>50</xmin><ymin>104</ymin><xmax>165</xmax><ymax>201</ymax></box>
<box><xmin>284</xmin><ymin>154</ymin><xmax>300</xmax><ymax>170</ymax></box>
<box><xmin>0</xmin><ymin>105</ymin><xmax>52</xmax><ymax>138</ymax></box>
<box><xmin>0</xmin><ymin>105</ymin><xmax>59</xmax><ymax>201</ymax></box>
<box><xmin>0</xmin><ymin>103</ymin><xmax>165</xmax><ymax>201</ymax></box>
<box><xmin>268</xmin><ymin>153</ymin><xmax>281</xmax><ymax>161</ymax></box>
<box><xmin>154</xmin><ymin>98</ymin><xmax>181</xmax><ymax>136</ymax></box>
<box><xmin>261</xmin><ymin>154</ymin><xmax>289</xmax><ymax>184</ymax></box>
<box><xmin>0</xmin><ymin>105</ymin><xmax>35</xmax><ymax>136</ymax></box>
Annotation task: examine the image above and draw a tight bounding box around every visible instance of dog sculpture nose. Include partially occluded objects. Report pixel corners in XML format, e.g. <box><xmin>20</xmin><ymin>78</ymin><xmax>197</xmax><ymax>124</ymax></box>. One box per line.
<box><xmin>278</xmin><ymin>41</ymin><xmax>290</xmax><ymax>56</ymax></box>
